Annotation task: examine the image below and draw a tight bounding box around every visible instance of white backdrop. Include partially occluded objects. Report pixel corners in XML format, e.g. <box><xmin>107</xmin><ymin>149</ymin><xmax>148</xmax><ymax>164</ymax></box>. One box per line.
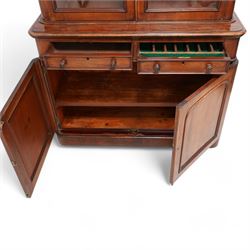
<box><xmin>0</xmin><ymin>1</ymin><xmax>250</xmax><ymax>250</ymax></box>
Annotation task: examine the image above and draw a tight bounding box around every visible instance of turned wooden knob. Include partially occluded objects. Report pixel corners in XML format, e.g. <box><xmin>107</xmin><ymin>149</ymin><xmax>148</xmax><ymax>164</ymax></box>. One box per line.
<box><xmin>154</xmin><ymin>63</ymin><xmax>161</xmax><ymax>74</ymax></box>
<box><xmin>60</xmin><ymin>59</ymin><xmax>67</xmax><ymax>69</ymax></box>
<box><xmin>206</xmin><ymin>63</ymin><xmax>213</xmax><ymax>74</ymax></box>
<box><xmin>111</xmin><ymin>58</ymin><xmax>117</xmax><ymax>70</ymax></box>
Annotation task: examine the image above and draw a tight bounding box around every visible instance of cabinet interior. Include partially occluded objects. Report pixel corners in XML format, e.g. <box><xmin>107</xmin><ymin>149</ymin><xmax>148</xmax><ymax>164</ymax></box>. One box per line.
<box><xmin>47</xmin><ymin>70</ymin><xmax>214</xmax><ymax>136</ymax></box>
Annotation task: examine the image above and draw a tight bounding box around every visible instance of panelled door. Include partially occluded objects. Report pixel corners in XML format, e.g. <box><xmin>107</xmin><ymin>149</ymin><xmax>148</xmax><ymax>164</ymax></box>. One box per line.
<box><xmin>138</xmin><ymin>0</ymin><xmax>235</xmax><ymax>21</ymax></box>
<box><xmin>0</xmin><ymin>59</ymin><xmax>55</xmax><ymax>197</ymax></box>
<box><xmin>170</xmin><ymin>62</ymin><xmax>237</xmax><ymax>184</ymax></box>
<box><xmin>39</xmin><ymin>0</ymin><xmax>135</xmax><ymax>21</ymax></box>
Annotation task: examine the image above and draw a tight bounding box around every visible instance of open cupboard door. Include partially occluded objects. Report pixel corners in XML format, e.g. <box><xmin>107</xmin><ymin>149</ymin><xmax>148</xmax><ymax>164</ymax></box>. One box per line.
<box><xmin>0</xmin><ymin>59</ymin><xmax>56</xmax><ymax>197</ymax></box>
<box><xmin>170</xmin><ymin>63</ymin><xmax>237</xmax><ymax>184</ymax></box>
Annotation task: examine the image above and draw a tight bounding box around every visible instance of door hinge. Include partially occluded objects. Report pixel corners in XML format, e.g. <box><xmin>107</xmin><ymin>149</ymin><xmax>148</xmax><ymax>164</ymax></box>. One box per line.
<box><xmin>0</xmin><ymin>121</ymin><xmax>4</xmax><ymax>130</ymax></box>
<box><xmin>11</xmin><ymin>160</ymin><xmax>17</xmax><ymax>167</ymax></box>
<box><xmin>56</xmin><ymin>118</ymin><xmax>61</xmax><ymax>130</ymax></box>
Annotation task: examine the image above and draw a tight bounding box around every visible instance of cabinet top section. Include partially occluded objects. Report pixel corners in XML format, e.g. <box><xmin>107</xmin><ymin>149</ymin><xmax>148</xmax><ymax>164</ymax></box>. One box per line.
<box><xmin>29</xmin><ymin>14</ymin><xmax>245</xmax><ymax>39</ymax></box>
<box><xmin>39</xmin><ymin>0</ymin><xmax>236</xmax><ymax>22</ymax></box>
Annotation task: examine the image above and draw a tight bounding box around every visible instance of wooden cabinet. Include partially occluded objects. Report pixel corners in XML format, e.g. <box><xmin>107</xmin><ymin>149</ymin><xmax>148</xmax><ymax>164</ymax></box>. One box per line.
<box><xmin>138</xmin><ymin>0</ymin><xmax>235</xmax><ymax>21</ymax></box>
<box><xmin>39</xmin><ymin>0</ymin><xmax>135</xmax><ymax>21</ymax></box>
<box><xmin>0</xmin><ymin>1</ymin><xmax>246</xmax><ymax>197</ymax></box>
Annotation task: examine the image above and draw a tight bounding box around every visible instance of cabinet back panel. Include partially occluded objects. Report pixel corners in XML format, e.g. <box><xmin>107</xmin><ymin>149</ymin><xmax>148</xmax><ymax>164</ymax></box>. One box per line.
<box><xmin>46</xmin><ymin>71</ymin><xmax>214</xmax><ymax>107</ymax></box>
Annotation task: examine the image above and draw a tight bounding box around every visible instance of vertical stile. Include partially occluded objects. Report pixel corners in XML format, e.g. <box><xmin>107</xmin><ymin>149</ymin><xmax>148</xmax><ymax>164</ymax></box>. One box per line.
<box><xmin>174</xmin><ymin>43</ymin><xmax>178</xmax><ymax>52</ymax></box>
<box><xmin>152</xmin><ymin>44</ymin><xmax>156</xmax><ymax>52</ymax></box>
<box><xmin>197</xmin><ymin>44</ymin><xmax>202</xmax><ymax>52</ymax></box>
<box><xmin>164</xmin><ymin>43</ymin><xmax>167</xmax><ymax>52</ymax></box>
<box><xmin>210</xmin><ymin>43</ymin><xmax>215</xmax><ymax>52</ymax></box>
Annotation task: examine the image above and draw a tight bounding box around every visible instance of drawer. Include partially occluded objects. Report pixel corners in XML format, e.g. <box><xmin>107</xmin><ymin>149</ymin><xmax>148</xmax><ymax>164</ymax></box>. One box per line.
<box><xmin>138</xmin><ymin>60</ymin><xmax>230</xmax><ymax>75</ymax></box>
<box><xmin>44</xmin><ymin>56</ymin><xmax>132</xmax><ymax>71</ymax></box>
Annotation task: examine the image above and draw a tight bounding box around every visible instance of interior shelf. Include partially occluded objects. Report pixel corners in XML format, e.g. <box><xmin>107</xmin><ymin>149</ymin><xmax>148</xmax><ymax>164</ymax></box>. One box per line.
<box><xmin>58</xmin><ymin>107</ymin><xmax>175</xmax><ymax>132</ymax></box>
<box><xmin>140</xmin><ymin>42</ymin><xmax>225</xmax><ymax>58</ymax></box>
<box><xmin>50</xmin><ymin>71</ymin><xmax>213</xmax><ymax>107</ymax></box>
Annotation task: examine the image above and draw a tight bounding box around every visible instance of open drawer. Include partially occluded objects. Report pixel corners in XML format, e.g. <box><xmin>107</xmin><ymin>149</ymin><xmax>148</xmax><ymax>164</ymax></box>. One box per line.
<box><xmin>138</xmin><ymin>42</ymin><xmax>231</xmax><ymax>74</ymax></box>
<box><xmin>43</xmin><ymin>42</ymin><xmax>133</xmax><ymax>71</ymax></box>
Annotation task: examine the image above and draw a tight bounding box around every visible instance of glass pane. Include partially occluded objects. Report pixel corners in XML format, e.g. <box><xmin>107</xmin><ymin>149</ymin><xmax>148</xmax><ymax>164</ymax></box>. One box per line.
<box><xmin>147</xmin><ymin>1</ymin><xmax>220</xmax><ymax>11</ymax></box>
<box><xmin>55</xmin><ymin>0</ymin><xmax>125</xmax><ymax>11</ymax></box>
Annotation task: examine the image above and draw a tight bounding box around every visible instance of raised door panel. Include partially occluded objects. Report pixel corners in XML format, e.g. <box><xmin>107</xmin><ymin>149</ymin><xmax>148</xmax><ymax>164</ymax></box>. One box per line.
<box><xmin>0</xmin><ymin>59</ymin><xmax>55</xmax><ymax>197</ymax></box>
<box><xmin>39</xmin><ymin>0</ymin><xmax>135</xmax><ymax>21</ymax></box>
<box><xmin>170</xmin><ymin>62</ymin><xmax>237</xmax><ymax>184</ymax></box>
<box><xmin>138</xmin><ymin>0</ymin><xmax>235</xmax><ymax>21</ymax></box>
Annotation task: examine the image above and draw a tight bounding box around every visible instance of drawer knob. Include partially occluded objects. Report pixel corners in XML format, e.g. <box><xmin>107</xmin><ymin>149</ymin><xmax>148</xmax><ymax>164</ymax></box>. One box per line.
<box><xmin>154</xmin><ymin>63</ymin><xmax>161</xmax><ymax>74</ymax></box>
<box><xmin>60</xmin><ymin>59</ymin><xmax>67</xmax><ymax>69</ymax></box>
<box><xmin>206</xmin><ymin>64</ymin><xmax>213</xmax><ymax>74</ymax></box>
<box><xmin>111</xmin><ymin>58</ymin><xmax>117</xmax><ymax>70</ymax></box>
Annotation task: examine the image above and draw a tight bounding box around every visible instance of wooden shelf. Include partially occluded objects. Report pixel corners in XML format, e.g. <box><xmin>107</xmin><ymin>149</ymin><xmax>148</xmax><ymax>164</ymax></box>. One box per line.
<box><xmin>53</xmin><ymin>71</ymin><xmax>212</xmax><ymax>107</ymax></box>
<box><xmin>59</xmin><ymin>107</ymin><xmax>175</xmax><ymax>131</ymax></box>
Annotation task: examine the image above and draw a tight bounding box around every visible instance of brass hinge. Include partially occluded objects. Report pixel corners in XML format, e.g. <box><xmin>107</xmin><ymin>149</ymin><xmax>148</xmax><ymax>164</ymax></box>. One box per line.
<box><xmin>11</xmin><ymin>160</ymin><xmax>17</xmax><ymax>167</ymax></box>
<box><xmin>56</xmin><ymin>117</ymin><xmax>61</xmax><ymax>130</ymax></box>
<box><xmin>0</xmin><ymin>121</ymin><xmax>4</xmax><ymax>130</ymax></box>
<box><xmin>130</xmin><ymin>129</ymin><xmax>140</xmax><ymax>135</ymax></box>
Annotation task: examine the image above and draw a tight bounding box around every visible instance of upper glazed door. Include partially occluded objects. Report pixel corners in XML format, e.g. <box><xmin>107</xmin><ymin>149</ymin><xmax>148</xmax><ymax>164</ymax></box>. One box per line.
<box><xmin>138</xmin><ymin>0</ymin><xmax>235</xmax><ymax>21</ymax></box>
<box><xmin>39</xmin><ymin>0</ymin><xmax>135</xmax><ymax>21</ymax></box>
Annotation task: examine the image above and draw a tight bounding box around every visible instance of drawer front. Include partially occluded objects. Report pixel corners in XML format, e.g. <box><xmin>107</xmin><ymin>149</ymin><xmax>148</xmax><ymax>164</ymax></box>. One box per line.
<box><xmin>138</xmin><ymin>61</ymin><xmax>229</xmax><ymax>74</ymax></box>
<box><xmin>44</xmin><ymin>57</ymin><xmax>132</xmax><ymax>70</ymax></box>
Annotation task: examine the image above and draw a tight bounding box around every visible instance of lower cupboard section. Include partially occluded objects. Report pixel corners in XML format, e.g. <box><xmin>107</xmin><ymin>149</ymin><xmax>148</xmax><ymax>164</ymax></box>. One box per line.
<box><xmin>47</xmin><ymin>70</ymin><xmax>217</xmax><ymax>147</ymax></box>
